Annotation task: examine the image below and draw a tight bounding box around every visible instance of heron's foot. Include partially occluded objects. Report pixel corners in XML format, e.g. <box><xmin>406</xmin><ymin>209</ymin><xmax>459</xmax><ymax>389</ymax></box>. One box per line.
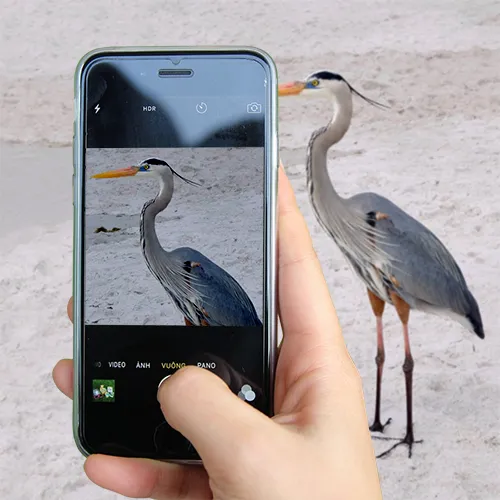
<box><xmin>369</xmin><ymin>417</ymin><xmax>392</xmax><ymax>433</ymax></box>
<box><xmin>373</xmin><ymin>431</ymin><xmax>423</xmax><ymax>459</ymax></box>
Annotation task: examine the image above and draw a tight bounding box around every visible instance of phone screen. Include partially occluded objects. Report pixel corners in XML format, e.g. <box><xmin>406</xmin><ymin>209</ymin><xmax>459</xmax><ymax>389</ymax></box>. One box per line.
<box><xmin>76</xmin><ymin>52</ymin><xmax>275</xmax><ymax>459</ymax></box>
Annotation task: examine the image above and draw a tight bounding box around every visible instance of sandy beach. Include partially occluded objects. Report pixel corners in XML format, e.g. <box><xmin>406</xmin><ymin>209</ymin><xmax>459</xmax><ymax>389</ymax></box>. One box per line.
<box><xmin>2</xmin><ymin>0</ymin><xmax>500</xmax><ymax>498</ymax></box>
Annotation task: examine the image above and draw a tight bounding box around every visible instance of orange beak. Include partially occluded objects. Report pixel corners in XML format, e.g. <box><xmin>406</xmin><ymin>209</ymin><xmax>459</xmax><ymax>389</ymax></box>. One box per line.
<box><xmin>278</xmin><ymin>81</ymin><xmax>306</xmax><ymax>96</ymax></box>
<box><xmin>92</xmin><ymin>166</ymin><xmax>140</xmax><ymax>179</ymax></box>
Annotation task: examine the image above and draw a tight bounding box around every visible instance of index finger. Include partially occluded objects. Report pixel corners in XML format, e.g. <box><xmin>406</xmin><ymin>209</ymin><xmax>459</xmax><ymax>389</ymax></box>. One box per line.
<box><xmin>277</xmin><ymin>165</ymin><xmax>345</xmax><ymax>352</ymax></box>
<box><xmin>274</xmin><ymin>165</ymin><xmax>365</xmax><ymax>428</ymax></box>
<box><xmin>67</xmin><ymin>296</ymin><xmax>73</xmax><ymax>323</ymax></box>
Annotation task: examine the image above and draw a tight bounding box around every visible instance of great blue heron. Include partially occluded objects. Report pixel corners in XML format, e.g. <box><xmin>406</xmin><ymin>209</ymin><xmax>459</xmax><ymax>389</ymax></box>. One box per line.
<box><xmin>278</xmin><ymin>71</ymin><xmax>484</xmax><ymax>458</ymax></box>
<box><xmin>92</xmin><ymin>158</ymin><xmax>262</xmax><ymax>327</ymax></box>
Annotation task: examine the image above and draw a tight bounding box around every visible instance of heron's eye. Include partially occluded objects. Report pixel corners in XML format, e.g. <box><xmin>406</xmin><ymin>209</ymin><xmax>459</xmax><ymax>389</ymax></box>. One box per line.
<box><xmin>143</xmin><ymin>164</ymin><xmax>150</xmax><ymax>170</ymax></box>
<box><xmin>311</xmin><ymin>79</ymin><xmax>320</xmax><ymax>87</ymax></box>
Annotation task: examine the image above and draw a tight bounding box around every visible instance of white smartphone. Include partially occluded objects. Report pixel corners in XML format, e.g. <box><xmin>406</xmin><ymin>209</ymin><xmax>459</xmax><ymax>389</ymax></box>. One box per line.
<box><xmin>73</xmin><ymin>47</ymin><xmax>279</xmax><ymax>461</ymax></box>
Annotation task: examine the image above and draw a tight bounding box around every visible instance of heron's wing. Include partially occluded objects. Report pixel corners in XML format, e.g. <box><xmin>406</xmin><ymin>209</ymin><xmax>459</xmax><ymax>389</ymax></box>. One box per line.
<box><xmin>379</xmin><ymin>220</ymin><xmax>472</xmax><ymax>312</ymax></box>
<box><xmin>172</xmin><ymin>248</ymin><xmax>262</xmax><ymax>327</ymax></box>
<box><xmin>189</xmin><ymin>262</ymin><xmax>262</xmax><ymax>327</ymax></box>
<box><xmin>349</xmin><ymin>193</ymin><xmax>471</xmax><ymax>314</ymax></box>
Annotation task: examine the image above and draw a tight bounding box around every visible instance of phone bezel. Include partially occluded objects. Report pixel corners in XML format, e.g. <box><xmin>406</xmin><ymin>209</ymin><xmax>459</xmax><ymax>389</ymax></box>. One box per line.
<box><xmin>72</xmin><ymin>46</ymin><xmax>279</xmax><ymax>462</ymax></box>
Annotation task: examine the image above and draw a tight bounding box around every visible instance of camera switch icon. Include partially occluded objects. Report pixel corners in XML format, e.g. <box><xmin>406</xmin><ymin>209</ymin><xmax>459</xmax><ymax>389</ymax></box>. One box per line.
<box><xmin>246</xmin><ymin>102</ymin><xmax>262</xmax><ymax>114</ymax></box>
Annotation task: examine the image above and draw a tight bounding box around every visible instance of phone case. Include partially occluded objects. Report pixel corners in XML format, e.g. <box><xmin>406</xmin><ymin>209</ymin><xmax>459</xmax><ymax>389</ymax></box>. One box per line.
<box><xmin>72</xmin><ymin>46</ymin><xmax>279</xmax><ymax>461</ymax></box>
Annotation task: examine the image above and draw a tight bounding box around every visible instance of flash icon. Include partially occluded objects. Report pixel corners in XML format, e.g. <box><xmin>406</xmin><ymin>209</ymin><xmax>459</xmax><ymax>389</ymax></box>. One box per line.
<box><xmin>94</xmin><ymin>104</ymin><xmax>100</xmax><ymax>114</ymax></box>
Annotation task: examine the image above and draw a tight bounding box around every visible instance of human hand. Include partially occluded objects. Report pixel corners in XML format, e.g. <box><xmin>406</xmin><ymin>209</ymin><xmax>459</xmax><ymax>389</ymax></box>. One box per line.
<box><xmin>53</xmin><ymin>166</ymin><xmax>382</xmax><ymax>499</ymax></box>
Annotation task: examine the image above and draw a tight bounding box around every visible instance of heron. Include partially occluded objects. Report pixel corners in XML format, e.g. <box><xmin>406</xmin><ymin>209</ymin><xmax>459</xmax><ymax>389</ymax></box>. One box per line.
<box><xmin>278</xmin><ymin>71</ymin><xmax>484</xmax><ymax>458</ymax></box>
<box><xmin>92</xmin><ymin>158</ymin><xmax>262</xmax><ymax>327</ymax></box>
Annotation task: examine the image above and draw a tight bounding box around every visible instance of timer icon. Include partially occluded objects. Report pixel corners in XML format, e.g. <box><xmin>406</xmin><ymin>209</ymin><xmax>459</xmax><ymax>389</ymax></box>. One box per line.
<box><xmin>195</xmin><ymin>102</ymin><xmax>208</xmax><ymax>114</ymax></box>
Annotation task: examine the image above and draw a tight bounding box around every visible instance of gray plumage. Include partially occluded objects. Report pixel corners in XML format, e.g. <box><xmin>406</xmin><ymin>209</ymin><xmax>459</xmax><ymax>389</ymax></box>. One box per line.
<box><xmin>347</xmin><ymin>192</ymin><xmax>483</xmax><ymax>336</ymax></box>
<box><xmin>299</xmin><ymin>72</ymin><xmax>483</xmax><ymax>338</ymax></box>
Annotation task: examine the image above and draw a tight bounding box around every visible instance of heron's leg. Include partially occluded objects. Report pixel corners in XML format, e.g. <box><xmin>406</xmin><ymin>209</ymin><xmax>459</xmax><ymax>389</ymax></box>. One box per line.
<box><xmin>367</xmin><ymin>289</ymin><xmax>391</xmax><ymax>433</ymax></box>
<box><xmin>375</xmin><ymin>293</ymin><xmax>423</xmax><ymax>459</ymax></box>
<box><xmin>184</xmin><ymin>318</ymin><xmax>193</xmax><ymax>327</ymax></box>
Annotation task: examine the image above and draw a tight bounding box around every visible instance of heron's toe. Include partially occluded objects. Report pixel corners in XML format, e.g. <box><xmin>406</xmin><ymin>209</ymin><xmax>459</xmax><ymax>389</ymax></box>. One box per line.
<box><xmin>370</xmin><ymin>417</ymin><xmax>392</xmax><ymax>433</ymax></box>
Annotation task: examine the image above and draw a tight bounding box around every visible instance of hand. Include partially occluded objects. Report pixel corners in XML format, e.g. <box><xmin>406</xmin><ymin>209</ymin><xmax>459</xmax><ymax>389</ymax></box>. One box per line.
<box><xmin>53</xmin><ymin>166</ymin><xmax>382</xmax><ymax>499</ymax></box>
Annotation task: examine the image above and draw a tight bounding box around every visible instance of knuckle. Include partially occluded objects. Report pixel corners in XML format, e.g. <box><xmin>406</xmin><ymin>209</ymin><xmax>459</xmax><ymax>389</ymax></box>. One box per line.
<box><xmin>279</xmin><ymin>236</ymin><xmax>319</xmax><ymax>271</ymax></box>
<box><xmin>342</xmin><ymin>353</ymin><xmax>364</xmax><ymax>389</ymax></box>
<box><xmin>279</xmin><ymin>247</ymin><xmax>317</xmax><ymax>270</ymax></box>
<box><xmin>330</xmin><ymin>346</ymin><xmax>365</xmax><ymax>392</ymax></box>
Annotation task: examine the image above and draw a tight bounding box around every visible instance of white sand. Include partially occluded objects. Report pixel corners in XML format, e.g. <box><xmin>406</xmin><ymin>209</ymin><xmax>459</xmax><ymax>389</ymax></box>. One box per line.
<box><xmin>85</xmin><ymin>148</ymin><xmax>263</xmax><ymax>325</ymax></box>
<box><xmin>1</xmin><ymin>0</ymin><xmax>500</xmax><ymax>498</ymax></box>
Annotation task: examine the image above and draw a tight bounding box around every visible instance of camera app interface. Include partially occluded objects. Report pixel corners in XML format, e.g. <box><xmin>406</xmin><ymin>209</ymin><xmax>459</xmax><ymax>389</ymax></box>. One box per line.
<box><xmin>80</xmin><ymin>55</ymin><xmax>271</xmax><ymax>458</ymax></box>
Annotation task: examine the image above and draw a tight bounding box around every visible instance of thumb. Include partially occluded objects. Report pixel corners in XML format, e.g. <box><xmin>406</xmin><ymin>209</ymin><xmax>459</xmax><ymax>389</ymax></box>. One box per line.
<box><xmin>158</xmin><ymin>366</ymin><xmax>274</xmax><ymax>469</ymax></box>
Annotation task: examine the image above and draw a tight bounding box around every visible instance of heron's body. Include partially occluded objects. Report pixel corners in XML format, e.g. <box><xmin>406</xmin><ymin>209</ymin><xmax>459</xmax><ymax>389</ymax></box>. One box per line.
<box><xmin>302</xmin><ymin>81</ymin><xmax>483</xmax><ymax>337</ymax></box>
<box><xmin>279</xmin><ymin>71</ymin><xmax>484</xmax><ymax>458</ymax></box>
<box><xmin>141</xmin><ymin>242</ymin><xmax>262</xmax><ymax>327</ymax></box>
<box><xmin>94</xmin><ymin>157</ymin><xmax>262</xmax><ymax>328</ymax></box>
<box><xmin>321</xmin><ymin>189</ymin><xmax>482</xmax><ymax>335</ymax></box>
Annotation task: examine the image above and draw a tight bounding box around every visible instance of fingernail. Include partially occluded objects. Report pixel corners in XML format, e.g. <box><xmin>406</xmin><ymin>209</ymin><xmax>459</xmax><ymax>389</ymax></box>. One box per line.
<box><xmin>157</xmin><ymin>375</ymin><xmax>171</xmax><ymax>401</ymax></box>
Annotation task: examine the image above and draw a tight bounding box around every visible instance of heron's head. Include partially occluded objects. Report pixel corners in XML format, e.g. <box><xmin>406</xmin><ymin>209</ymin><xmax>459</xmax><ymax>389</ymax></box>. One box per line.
<box><xmin>278</xmin><ymin>70</ymin><xmax>388</xmax><ymax>109</ymax></box>
<box><xmin>92</xmin><ymin>157</ymin><xmax>199</xmax><ymax>186</ymax></box>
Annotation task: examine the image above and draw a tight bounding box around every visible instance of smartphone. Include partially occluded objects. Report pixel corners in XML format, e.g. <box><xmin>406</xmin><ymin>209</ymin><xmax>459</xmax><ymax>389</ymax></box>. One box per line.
<box><xmin>72</xmin><ymin>47</ymin><xmax>278</xmax><ymax>461</ymax></box>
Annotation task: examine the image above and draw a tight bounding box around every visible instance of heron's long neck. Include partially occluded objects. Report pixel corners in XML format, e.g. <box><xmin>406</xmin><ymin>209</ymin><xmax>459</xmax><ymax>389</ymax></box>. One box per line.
<box><xmin>140</xmin><ymin>177</ymin><xmax>173</xmax><ymax>256</ymax></box>
<box><xmin>306</xmin><ymin>90</ymin><xmax>353</xmax><ymax>197</ymax></box>
<box><xmin>305</xmin><ymin>89</ymin><xmax>392</xmax><ymax>284</ymax></box>
<box><xmin>139</xmin><ymin>176</ymin><xmax>198</xmax><ymax>310</ymax></box>
<box><xmin>306</xmin><ymin>90</ymin><xmax>375</xmax><ymax>255</ymax></box>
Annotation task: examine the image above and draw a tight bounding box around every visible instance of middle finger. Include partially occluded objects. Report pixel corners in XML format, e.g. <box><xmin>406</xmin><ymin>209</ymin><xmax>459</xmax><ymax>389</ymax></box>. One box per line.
<box><xmin>52</xmin><ymin>359</ymin><xmax>73</xmax><ymax>399</ymax></box>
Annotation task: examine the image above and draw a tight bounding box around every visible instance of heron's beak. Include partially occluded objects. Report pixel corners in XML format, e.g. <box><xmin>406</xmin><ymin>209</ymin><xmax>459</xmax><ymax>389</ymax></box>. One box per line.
<box><xmin>92</xmin><ymin>166</ymin><xmax>140</xmax><ymax>179</ymax></box>
<box><xmin>278</xmin><ymin>81</ymin><xmax>306</xmax><ymax>96</ymax></box>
